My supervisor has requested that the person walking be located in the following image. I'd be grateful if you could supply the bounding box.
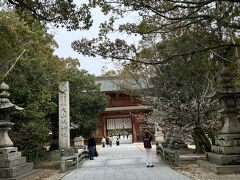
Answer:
[109,136,113,147]
[101,136,106,148]
[106,136,110,147]
[87,134,96,160]
[116,137,120,146]
[143,132,154,167]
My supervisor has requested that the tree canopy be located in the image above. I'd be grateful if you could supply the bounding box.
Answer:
[2,0,240,154]
[3,0,93,30]
[3,1,240,66]
[71,1,240,67]
[0,11,108,160]
[113,33,221,152]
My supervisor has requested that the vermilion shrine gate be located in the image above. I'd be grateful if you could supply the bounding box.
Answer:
[94,76,150,143]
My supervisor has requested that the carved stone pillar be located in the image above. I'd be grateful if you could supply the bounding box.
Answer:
[59,81,70,149]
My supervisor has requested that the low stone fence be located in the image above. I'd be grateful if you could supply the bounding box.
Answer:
[156,142,165,160]
[163,148,180,165]
[60,149,88,172]
[156,142,206,166]
[156,143,180,165]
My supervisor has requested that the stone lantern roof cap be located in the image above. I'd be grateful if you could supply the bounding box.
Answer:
[0,101,23,112]
[210,88,240,99]
[219,90,240,96]
[0,82,23,111]
[209,66,240,99]
[0,82,9,90]
[219,66,235,88]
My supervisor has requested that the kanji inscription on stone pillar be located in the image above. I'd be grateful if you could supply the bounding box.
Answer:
[59,81,70,149]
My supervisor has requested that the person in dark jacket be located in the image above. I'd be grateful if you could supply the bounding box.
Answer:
[116,137,120,146]
[88,134,96,160]
[143,132,153,167]
[106,136,110,147]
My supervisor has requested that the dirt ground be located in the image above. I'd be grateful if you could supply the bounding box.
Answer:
[172,163,240,180]
[27,169,66,180]
[31,162,240,180]
[33,164,240,180]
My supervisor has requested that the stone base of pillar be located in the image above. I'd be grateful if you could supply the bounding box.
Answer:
[211,145,240,154]
[0,147,33,179]
[207,152,240,165]
[74,145,86,150]
[207,133,240,166]
[198,159,240,174]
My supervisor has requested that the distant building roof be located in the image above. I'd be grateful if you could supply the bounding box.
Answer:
[96,76,150,92]
[105,105,150,112]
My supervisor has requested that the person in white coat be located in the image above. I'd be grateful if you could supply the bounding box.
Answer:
[143,132,154,167]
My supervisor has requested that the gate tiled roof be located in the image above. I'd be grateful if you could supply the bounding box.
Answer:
[95,76,151,92]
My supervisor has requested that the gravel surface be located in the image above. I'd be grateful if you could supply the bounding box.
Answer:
[32,162,240,180]
[29,169,66,180]
[172,163,240,180]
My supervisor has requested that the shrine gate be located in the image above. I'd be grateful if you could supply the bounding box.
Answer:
[94,76,150,143]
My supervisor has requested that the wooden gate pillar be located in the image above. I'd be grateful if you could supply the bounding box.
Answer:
[103,118,107,138]
[132,116,137,143]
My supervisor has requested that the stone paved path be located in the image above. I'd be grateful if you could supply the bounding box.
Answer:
[62,143,191,180]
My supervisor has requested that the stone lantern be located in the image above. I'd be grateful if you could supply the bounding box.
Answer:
[206,66,240,173]
[0,82,33,179]
[74,136,86,150]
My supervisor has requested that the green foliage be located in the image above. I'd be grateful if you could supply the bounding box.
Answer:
[64,59,108,137]
[10,119,50,162]
[145,34,222,152]
[115,32,222,152]
[70,1,240,70]
[4,0,239,154]
[0,11,59,160]
[4,0,93,30]
[1,11,108,159]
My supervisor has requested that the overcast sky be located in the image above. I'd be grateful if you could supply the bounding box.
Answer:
[48,7,140,76]
[48,8,115,76]
[51,28,115,76]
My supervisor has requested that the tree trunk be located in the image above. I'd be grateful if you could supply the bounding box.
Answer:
[207,128,215,145]
[192,129,204,154]
[192,127,211,153]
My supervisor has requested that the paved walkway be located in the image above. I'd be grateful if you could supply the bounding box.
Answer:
[62,143,191,180]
